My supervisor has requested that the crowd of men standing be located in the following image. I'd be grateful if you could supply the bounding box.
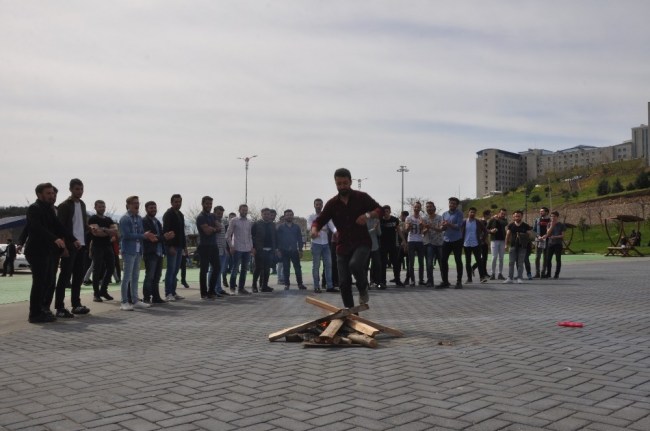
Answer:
[19,172,566,323]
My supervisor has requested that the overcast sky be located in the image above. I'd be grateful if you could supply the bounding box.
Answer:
[2,0,649,220]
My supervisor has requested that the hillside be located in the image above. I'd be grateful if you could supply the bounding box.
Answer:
[465,159,650,225]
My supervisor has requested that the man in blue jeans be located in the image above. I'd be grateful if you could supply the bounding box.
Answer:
[119,196,157,311]
[308,198,336,293]
[226,204,254,295]
[311,168,382,308]
[422,201,443,287]
[210,205,230,296]
[196,196,221,300]
[278,209,306,290]
[163,194,186,301]
[142,201,173,303]
[437,197,465,289]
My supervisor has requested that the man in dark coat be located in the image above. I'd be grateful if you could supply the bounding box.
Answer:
[24,183,69,323]
[1,238,17,277]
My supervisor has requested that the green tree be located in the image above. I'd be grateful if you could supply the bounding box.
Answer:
[560,189,571,202]
[634,171,650,189]
[611,178,624,193]
[529,194,541,204]
[596,179,610,196]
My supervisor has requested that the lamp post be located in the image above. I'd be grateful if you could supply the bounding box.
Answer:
[237,155,258,205]
[397,165,409,213]
[352,177,367,190]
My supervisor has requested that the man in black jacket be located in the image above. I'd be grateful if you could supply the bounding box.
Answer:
[54,178,90,317]
[251,208,277,293]
[24,183,68,323]
[142,201,173,303]
[88,200,118,302]
[1,238,17,277]
[163,194,186,301]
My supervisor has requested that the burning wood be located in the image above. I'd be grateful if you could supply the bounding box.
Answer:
[268,297,404,348]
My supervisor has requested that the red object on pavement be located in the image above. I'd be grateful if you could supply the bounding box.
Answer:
[557,321,584,328]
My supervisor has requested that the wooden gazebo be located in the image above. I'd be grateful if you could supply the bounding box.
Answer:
[604,215,644,257]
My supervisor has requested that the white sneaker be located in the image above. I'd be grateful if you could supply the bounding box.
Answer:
[166,294,176,301]
[174,294,184,300]
[503,278,513,284]
[516,278,523,284]
[134,301,151,309]
[120,303,134,311]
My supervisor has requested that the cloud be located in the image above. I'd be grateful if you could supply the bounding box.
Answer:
[1,1,649,217]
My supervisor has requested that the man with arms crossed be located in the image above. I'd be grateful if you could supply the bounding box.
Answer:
[163,194,186,301]
[142,201,173,304]
[405,202,426,287]
[422,201,443,287]
[25,183,69,323]
[437,197,465,289]
[196,196,221,300]
[88,200,118,302]
[487,208,508,280]
[119,196,156,310]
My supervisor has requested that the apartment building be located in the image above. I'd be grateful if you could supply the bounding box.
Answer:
[476,103,650,198]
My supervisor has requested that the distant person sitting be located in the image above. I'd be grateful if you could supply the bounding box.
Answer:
[619,236,630,256]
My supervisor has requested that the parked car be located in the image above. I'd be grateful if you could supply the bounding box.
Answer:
[0,243,31,272]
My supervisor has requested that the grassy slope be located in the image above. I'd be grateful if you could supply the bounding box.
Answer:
[464,159,650,254]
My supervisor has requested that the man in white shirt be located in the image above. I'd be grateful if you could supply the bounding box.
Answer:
[422,201,443,287]
[226,204,254,295]
[307,198,337,293]
[405,202,426,287]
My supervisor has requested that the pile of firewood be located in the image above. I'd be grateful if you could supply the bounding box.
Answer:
[268,297,404,348]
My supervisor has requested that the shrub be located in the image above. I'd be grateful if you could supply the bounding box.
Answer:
[596,179,610,196]
[611,178,624,193]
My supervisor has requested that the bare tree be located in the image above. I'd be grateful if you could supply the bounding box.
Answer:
[404,196,431,211]
[184,204,202,235]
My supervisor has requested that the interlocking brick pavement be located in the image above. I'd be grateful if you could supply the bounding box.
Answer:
[1,258,650,430]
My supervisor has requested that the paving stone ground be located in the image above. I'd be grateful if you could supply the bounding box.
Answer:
[1,257,649,430]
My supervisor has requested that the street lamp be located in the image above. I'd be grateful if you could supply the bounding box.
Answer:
[397,165,409,213]
[237,155,258,205]
[352,177,368,190]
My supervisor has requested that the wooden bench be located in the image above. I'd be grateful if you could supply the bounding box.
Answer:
[606,246,644,257]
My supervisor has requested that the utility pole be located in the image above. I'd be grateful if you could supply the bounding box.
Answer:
[237,155,258,205]
[397,165,409,213]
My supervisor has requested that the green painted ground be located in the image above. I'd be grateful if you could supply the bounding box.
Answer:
[0,253,622,305]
